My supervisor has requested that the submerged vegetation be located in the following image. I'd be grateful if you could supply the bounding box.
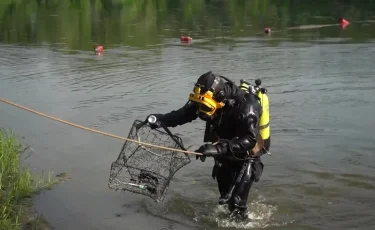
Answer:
[0,128,57,230]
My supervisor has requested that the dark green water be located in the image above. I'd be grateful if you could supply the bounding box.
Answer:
[1,1,375,229]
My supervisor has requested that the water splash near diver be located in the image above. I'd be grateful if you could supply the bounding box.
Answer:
[191,195,294,229]
[210,202,277,229]
[141,192,290,229]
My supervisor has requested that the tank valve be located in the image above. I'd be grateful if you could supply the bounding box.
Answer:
[240,79,251,92]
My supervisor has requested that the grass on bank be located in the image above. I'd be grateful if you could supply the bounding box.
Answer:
[0,128,58,230]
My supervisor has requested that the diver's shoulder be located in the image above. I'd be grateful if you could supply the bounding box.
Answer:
[238,93,261,111]
[243,93,260,103]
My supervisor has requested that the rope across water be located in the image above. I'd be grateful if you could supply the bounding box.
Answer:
[0,97,201,156]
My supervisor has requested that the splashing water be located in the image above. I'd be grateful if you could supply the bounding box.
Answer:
[143,192,295,229]
[213,202,276,229]
[193,195,292,229]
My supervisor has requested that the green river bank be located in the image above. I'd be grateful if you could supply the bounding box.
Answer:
[0,129,60,230]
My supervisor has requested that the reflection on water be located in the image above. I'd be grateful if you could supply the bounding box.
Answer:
[1,1,375,230]
[1,0,375,49]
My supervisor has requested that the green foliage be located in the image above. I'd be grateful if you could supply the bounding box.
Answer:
[0,129,57,230]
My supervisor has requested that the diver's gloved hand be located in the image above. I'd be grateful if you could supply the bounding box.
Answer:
[146,114,163,129]
[194,143,225,162]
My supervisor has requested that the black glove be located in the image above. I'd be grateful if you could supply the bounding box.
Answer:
[194,143,225,162]
[146,114,163,129]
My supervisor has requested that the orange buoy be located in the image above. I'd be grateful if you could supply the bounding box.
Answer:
[95,45,103,55]
[339,18,349,28]
[180,36,192,43]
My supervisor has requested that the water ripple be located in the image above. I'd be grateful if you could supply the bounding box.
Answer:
[2,36,375,230]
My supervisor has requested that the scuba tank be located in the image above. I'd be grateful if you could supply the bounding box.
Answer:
[239,79,270,141]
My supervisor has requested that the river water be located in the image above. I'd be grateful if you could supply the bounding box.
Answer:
[1,1,375,230]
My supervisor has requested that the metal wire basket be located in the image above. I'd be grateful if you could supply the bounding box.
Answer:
[108,119,191,203]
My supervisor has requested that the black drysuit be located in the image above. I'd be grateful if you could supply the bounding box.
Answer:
[155,83,266,217]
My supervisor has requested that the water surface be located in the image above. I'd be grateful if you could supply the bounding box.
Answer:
[1,1,375,229]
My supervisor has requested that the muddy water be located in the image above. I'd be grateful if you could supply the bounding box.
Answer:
[1,1,375,230]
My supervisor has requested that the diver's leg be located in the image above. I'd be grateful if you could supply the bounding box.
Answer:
[231,160,264,218]
[232,163,254,217]
[215,163,237,206]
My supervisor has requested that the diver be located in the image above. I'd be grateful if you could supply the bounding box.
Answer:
[145,71,271,218]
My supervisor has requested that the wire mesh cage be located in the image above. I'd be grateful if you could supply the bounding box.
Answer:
[108,119,191,203]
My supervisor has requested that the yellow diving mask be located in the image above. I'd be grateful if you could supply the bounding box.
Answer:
[188,84,225,117]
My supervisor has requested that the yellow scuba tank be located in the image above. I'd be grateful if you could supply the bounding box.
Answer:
[257,90,270,140]
[239,79,270,140]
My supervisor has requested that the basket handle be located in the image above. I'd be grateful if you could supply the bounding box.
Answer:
[134,120,148,130]
[160,122,187,151]
[141,117,187,152]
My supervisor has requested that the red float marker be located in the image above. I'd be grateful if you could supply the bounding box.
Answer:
[264,28,271,35]
[180,36,192,43]
[339,18,349,28]
[95,45,103,55]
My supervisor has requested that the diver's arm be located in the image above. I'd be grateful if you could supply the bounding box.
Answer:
[220,115,259,159]
[218,95,261,159]
[194,115,259,160]
[157,101,198,128]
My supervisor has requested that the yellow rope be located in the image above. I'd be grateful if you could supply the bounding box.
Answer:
[0,97,201,156]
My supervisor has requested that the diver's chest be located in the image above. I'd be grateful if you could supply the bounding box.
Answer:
[215,110,247,135]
